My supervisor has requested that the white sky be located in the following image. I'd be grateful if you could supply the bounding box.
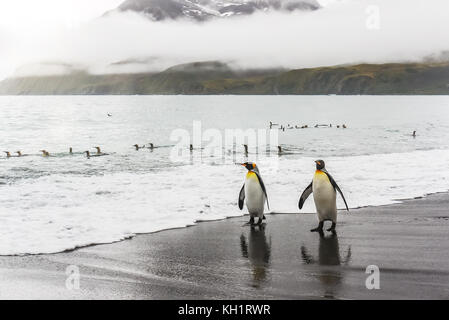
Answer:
[0,0,448,80]
[0,0,123,28]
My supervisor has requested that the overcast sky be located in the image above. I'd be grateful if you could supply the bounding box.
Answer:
[0,0,122,27]
[0,0,448,80]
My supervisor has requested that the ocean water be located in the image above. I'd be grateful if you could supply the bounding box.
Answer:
[0,95,449,255]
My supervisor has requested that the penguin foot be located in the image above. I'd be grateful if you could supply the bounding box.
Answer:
[327,222,337,233]
[257,218,263,225]
[310,221,324,233]
[248,217,255,225]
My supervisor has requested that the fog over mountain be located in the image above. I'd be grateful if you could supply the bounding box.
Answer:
[1,0,449,80]
[108,0,320,21]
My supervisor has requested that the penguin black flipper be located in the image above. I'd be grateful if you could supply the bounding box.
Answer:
[323,171,349,211]
[238,184,245,210]
[254,171,270,210]
[299,181,313,209]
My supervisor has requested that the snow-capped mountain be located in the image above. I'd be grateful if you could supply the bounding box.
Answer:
[108,0,320,21]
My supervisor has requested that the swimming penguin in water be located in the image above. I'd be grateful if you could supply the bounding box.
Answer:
[4,151,11,158]
[147,143,154,150]
[40,150,50,157]
[69,147,73,154]
[298,160,349,233]
[278,146,283,155]
[134,144,145,151]
[238,162,269,225]
[412,130,417,138]
[16,151,22,157]
[94,146,108,155]
[85,150,104,159]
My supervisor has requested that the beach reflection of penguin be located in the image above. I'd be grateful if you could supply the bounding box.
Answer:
[300,232,351,298]
[240,226,272,287]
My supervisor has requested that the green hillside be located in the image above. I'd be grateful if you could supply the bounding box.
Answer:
[1,62,448,95]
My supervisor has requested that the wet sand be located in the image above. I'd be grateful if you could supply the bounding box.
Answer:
[1,193,449,300]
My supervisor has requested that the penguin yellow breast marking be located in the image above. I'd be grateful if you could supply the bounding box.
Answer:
[246,171,259,181]
[314,170,329,181]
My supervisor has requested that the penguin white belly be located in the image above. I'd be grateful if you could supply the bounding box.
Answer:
[313,171,337,222]
[245,172,265,218]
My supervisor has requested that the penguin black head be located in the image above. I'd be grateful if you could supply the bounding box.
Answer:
[315,160,325,170]
[241,162,256,171]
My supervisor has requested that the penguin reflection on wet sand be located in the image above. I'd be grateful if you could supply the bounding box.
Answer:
[301,233,351,266]
[299,160,349,233]
[240,226,271,286]
[238,162,269,225]
[300,233,351,298]
[243,144,248,156]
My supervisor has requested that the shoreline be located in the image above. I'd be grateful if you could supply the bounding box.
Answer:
[1,191,448,257]
[1,192,449,299]
[3,190,447,258]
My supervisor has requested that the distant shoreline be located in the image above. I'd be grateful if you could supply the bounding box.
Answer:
[1,62,449,96]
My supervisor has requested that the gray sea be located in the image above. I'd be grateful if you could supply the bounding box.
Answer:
[0,95,448,255]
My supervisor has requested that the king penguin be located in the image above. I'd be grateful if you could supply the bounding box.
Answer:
[298,160,349,233]
[238,162,269,225]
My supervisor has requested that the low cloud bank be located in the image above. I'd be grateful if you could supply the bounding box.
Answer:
[1,0,449,79]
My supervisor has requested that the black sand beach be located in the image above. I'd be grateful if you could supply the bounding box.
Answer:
[1,193,449,300]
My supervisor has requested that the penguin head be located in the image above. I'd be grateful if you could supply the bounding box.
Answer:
[241,162,256,171]
[315,160,325,170]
